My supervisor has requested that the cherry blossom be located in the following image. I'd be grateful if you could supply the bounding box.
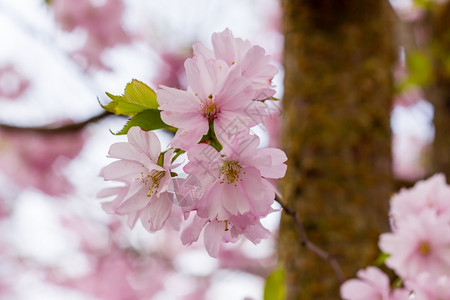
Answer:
[406,272,450,300]
[98,126,178,232]
[180,133,286,257]
[389,173,450,227]
[184,133,286,220]
[340,267,409,300]
[379,209,450,279]
[193,28,278,99]
[158,56,266,150]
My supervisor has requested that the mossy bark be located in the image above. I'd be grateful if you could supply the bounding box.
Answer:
[278,1,395,298]
[429,4,450,178]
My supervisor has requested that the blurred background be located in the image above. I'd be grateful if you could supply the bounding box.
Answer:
[0,0,437,299]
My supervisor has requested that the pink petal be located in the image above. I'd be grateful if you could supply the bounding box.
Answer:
[184,57,214,100]
[192,41,214,60]
[246,148,287,179]
[217,68,253,110]
[197,181,227,220]
[340,279,379,300]
[108,142,142,161]
[242,221,270,244]
[204,220,226,258]
[170,122,209,150]
[140,192,173,232]
[240,46,276,80]
[127,127,161,162]
[181,215,208,246]
[241,168,274,216]
[116,187,149,214]
[158,86,201,112]
[100,160,141,181]
[211,28,239,65]
[222,182,251,216]
[127,211,140,229]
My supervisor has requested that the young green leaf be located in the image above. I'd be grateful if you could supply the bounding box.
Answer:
[374,252,390,266]
[115,109,176,135]
[264,267,286,300]
[103,79,159,116]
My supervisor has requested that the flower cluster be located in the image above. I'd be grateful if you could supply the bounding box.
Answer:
[98,29,286,257]
[341,174,450,299]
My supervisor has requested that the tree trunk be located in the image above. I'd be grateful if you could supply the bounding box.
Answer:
[429,3,450,178]
[278,1,395,298]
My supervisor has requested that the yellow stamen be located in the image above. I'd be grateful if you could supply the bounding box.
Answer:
[199,94,220,121]
[220,161,242,184]
[136,170,165,197]
[419,241,430,255]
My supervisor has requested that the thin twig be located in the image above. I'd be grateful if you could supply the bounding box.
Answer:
[275,192,346,284]
[0,111,114,134]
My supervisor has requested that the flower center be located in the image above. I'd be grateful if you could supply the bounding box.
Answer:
[137,169,165,197]
[220,161,242,185]
[419,241,430,255]
[200,94,220,121]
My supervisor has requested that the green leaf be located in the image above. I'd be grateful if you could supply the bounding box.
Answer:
[373,252,390,266]
[115,109,176,135]
[264,267,285,300]
[398,51,434,91]
[103,79,158,116]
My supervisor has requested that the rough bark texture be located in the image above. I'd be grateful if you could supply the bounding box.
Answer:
[278,1,395,298]
[429,4,450,178]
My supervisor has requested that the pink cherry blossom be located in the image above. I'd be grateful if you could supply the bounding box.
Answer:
[179,133,286,257]
[390,174,450,229]
[98,126,178,232]
[406,272,450,300]
[193,28,278,100]
[158,56,266,150]
[184,133,286,220]
[379,209,450,279]
[180,212,271,258]
[340,267,409,300]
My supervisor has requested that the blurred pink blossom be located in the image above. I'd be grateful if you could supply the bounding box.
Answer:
[390,173,450,227]
[379,209,450,279]
[392,134,430,182]
[0,129,85,195]
[0,64,30,100]
[393,86,424,108]
[340,266,409,300]
[406,272,450,300]
[50,251,166,300]
[154,49,191,89]
[52,0,131,69]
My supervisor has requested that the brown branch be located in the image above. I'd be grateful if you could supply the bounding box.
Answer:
[275,192,346,284]
[0,111,115,134]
